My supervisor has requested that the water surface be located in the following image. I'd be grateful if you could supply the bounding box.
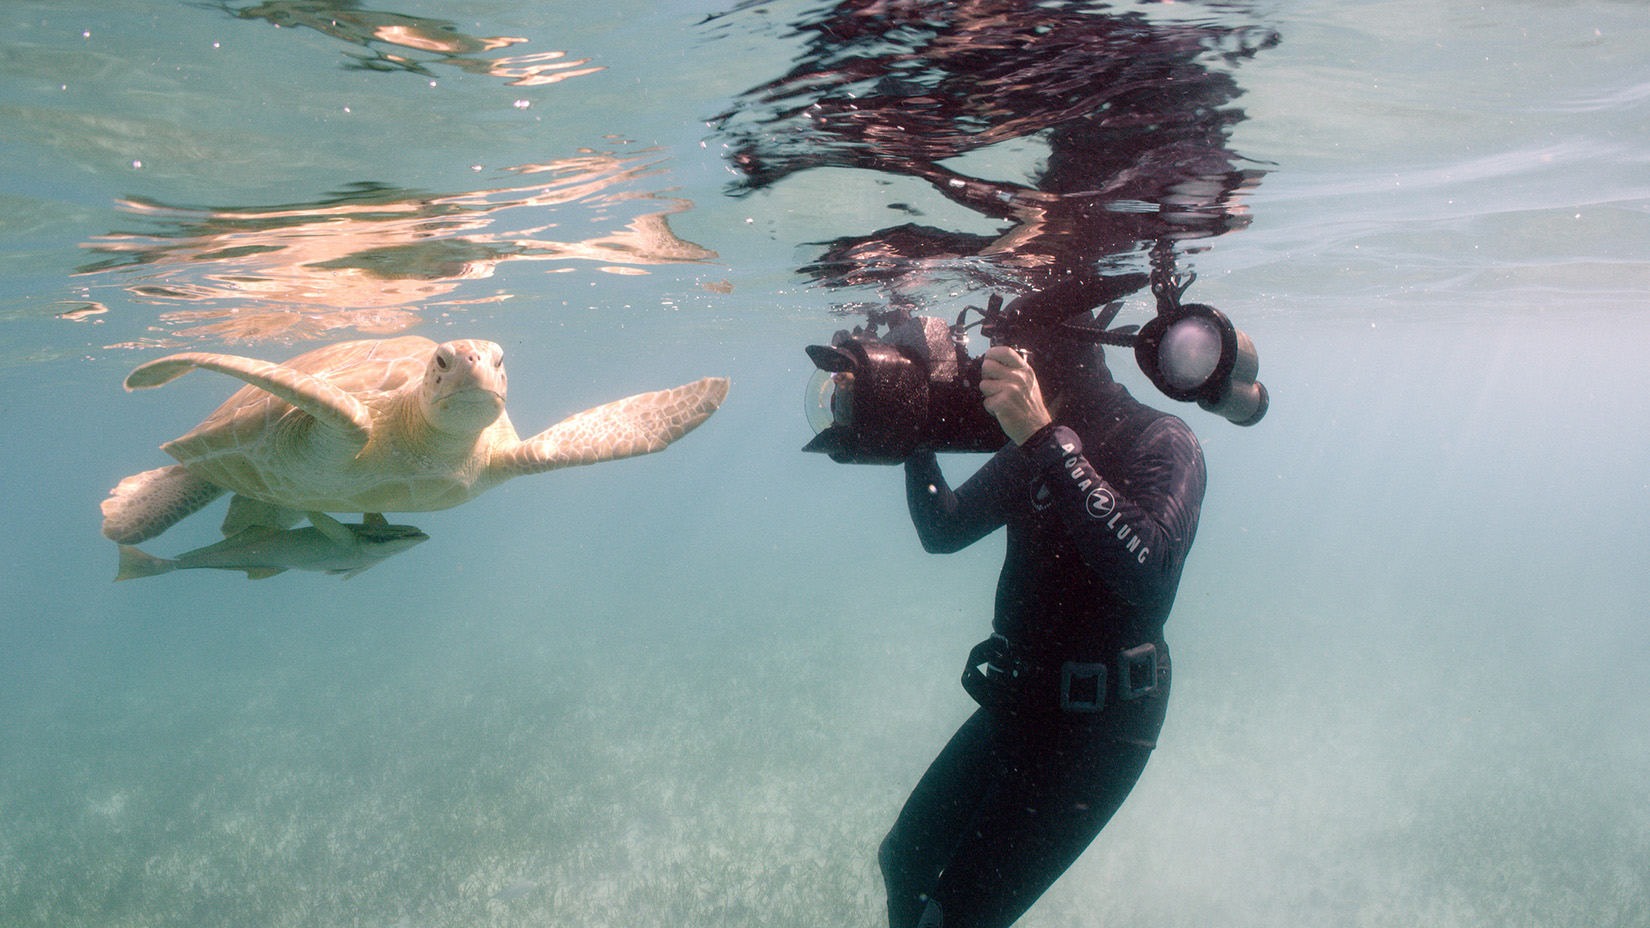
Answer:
[2,1,1647,926]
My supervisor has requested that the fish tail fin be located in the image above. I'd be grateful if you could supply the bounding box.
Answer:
[115,545,176,581]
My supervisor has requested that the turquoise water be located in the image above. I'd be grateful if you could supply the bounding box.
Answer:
[3,1,1648,926]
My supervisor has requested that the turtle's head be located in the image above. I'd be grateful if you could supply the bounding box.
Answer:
[421,339,507,435]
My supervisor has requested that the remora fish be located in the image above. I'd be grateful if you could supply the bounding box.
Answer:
[115,512,427,581]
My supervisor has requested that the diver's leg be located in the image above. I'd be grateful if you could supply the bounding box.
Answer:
[925,730,1154,928]
[880,708,1004,928]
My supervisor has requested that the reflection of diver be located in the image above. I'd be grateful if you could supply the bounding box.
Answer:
[715,0,1275,302]
[714,2,1273,926]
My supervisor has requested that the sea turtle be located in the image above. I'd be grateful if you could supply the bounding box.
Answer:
[101,336,729,544]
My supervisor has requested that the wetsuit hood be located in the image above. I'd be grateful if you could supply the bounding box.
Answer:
[995,269,1142,403]
[1018,310,1114,406]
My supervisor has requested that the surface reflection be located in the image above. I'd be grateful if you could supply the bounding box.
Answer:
[78,147,716,345]
[209,0,605,85]
[712,0,1276,308]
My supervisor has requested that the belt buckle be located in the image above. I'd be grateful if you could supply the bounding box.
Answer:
[1059,661,1108,713]
[1116,643,1158,701]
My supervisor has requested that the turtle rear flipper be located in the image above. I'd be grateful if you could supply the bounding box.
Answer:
[101,464,226,544]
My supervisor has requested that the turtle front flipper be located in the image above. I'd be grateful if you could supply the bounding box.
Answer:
[497,377,729,477]
[101,464,227,544]
[125,352,373,447]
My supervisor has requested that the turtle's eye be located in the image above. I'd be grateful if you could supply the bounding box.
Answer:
[494,351,504,368]
[435,354,451,372]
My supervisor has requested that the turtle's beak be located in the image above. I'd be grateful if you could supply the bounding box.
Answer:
[434,387,505,428]
[439,385,501,403]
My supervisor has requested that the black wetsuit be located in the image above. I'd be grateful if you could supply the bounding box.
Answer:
[880,378,1206,928]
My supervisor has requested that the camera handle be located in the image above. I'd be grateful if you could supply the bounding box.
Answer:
[1048,247,1197,348]
[961,270,1151,348]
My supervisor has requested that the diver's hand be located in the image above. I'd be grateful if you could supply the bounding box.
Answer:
[979,345,1052,445]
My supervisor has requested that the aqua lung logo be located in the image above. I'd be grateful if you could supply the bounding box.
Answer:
[1061,444,1151,565]
[1084,487,1115,520]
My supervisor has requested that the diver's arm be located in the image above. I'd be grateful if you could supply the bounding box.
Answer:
[905,161,1055,222]
[1019,419,1205,607]
[905,451,1012,554]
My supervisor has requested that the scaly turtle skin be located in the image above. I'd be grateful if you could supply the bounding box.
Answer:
[101,336,728,544]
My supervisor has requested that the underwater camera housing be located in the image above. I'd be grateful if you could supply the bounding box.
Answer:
[803,312,1004,464]
[802,267,1267,465]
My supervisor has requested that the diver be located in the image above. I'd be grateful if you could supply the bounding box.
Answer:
[877,293,1206,928]
[712,2,1266,922]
